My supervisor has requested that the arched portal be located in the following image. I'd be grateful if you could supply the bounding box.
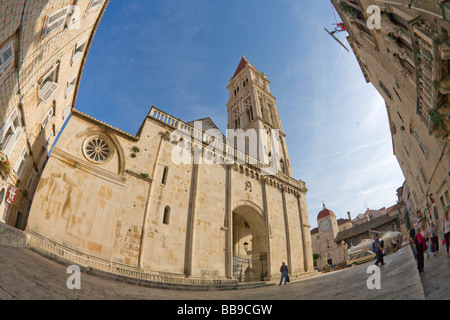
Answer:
[232,204,269,282]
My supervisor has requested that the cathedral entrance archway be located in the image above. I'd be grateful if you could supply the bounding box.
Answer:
[232,203,269,282]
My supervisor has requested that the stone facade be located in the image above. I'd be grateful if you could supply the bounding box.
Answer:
[25,57,315,284]
[0,0,108,229]
[331,0,450,230]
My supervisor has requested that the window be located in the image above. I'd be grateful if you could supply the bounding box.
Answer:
[65,74,77,97]
[63,101,71,120]
[163,206,170,225]
[403,144,409,157]
[393,87,402,102]
[41,107,54,129]
[0,39,14,78]
[379,81,392,100]
[83,135,113,163]
[44,127,55,149]
[414,130,428,158]
[0,108,22,157]
[39,64,59,102]
[42,5,70,38]
[416,176,424,194]
[162,166,168,185]
[14,147,30,179]
[87,0,103,11]
[419,167,427,186]
[0,188,5,205]
[71,36,88,65]
[26,169,37,191]
[359,57,371,77]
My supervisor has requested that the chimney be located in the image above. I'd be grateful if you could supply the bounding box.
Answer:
[347,211,351,221]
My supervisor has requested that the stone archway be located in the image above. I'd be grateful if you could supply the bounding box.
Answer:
[232,203,269,282]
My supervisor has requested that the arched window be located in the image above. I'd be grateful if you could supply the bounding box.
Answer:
[163,206,170,225]
[162,166,168,185]
[0,188,5,205]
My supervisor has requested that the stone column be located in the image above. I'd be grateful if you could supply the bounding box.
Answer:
[184,145,200,277]
[260,176,271,280]
[281,186,292,272]
[224,163,233,279]
[297,192,313,272]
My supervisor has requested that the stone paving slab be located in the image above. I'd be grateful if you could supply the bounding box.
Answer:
[0,244,443,300]
[418,248,450,300]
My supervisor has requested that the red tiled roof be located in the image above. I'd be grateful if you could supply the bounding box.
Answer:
[318,208,336,220]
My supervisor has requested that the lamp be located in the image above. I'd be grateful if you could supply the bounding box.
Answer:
[243,241,251,255]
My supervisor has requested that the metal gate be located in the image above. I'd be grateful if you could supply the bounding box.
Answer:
[232,252,268,282]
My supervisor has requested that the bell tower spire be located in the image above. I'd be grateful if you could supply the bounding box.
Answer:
[226,56,293,177]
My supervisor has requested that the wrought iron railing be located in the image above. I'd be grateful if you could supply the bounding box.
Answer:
[233,252,268,282]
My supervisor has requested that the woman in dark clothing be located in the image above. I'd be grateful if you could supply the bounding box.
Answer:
[414,227,426,273]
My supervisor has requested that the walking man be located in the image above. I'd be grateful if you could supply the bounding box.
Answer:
[278,262,289,285]
[374,234,385,266]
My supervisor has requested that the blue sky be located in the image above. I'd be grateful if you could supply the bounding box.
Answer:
[76,0,405,229]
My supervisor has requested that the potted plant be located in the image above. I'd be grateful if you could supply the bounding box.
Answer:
[0,157,10,174]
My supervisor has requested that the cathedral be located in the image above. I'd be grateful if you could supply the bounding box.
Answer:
[25,56,314,285]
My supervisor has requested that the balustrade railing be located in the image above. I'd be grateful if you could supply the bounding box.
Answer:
[148,107,306,191]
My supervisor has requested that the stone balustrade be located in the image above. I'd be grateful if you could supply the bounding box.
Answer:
[148,106,307,193]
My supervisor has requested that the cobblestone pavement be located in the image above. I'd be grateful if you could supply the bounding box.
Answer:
[418,245,450,300]
[2,243,448,301]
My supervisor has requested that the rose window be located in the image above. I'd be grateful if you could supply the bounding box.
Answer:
[83,136,113,163]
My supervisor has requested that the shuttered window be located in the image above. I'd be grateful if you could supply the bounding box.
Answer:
[0,108,22,157]
[39,64,59,102]
[14,147,29,179]
[0,39,14,78]
[63,101,71,120]
[41,107,54,129]
[65,74,77,98]
[87,0,103,11]
[71,36,88,65]
[43,5,70,38]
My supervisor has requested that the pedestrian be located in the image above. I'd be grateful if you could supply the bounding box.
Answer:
[373,234,385,266]
[444,210,450,256]
[421,222,431,258]
[430,222,439,256]
[409,224,417,260]
[278,262,289,285]
[414,227,426,272]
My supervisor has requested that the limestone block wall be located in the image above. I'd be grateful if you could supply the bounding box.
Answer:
[332,0,450,225]
[0,0,109,228]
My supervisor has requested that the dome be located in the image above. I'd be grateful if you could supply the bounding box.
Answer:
[318,203,336,220]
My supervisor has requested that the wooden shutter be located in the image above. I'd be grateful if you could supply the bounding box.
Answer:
[43,5,70,38]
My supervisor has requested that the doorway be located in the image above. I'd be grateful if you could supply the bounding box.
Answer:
[232,204,269,282]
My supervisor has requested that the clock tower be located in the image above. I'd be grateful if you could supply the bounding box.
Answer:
[226,56,293,177]
[317,203,338,237]
[312,203,347,270]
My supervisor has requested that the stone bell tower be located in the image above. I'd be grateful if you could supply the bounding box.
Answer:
[226,56,293,177]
